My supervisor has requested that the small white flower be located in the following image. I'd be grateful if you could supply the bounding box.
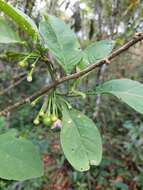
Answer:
[51,119,62,129]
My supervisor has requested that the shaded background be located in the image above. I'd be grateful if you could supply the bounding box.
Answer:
[0,0,143,189]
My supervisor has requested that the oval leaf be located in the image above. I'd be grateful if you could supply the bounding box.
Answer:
[0,130,44,180]
[60,108,102,171]
[96,79,143,114]
[39,15,82,74]
[0,18,21,44]
[0,0,39,39]
[83,40,115,65]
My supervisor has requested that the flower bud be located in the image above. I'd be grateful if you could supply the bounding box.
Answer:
[50,114,58,122]
[43,116,51,127]
[33,118,40,125]
[27,75,32,82]
[39,110,44,117]
[18,60,28,68]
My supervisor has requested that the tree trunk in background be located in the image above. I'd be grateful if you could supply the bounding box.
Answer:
[25,0,36,16]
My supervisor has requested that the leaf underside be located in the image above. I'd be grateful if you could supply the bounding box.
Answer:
[0,130,43,180]
[0,17,21,44]
[97,79,143,114]
[83,40,115,65]
[39,15,82,74]
[61,108,102,172]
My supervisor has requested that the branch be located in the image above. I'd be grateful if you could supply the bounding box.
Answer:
[0,76,26,96]
[0,33,143,116]
[0,67,47,97]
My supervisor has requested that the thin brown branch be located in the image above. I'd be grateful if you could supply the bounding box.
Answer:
[0,33,143,116]
[0,66,48,97]
[0,76,26,96]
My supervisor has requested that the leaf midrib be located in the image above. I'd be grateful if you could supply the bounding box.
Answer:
[71,113,92,167]
[48,18,65,64]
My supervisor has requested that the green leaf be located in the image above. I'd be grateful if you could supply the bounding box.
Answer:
[0,0,39,40]
[96,79,143,114]
[0,18,22,44]
[114,182,129,190]
[60,108,102,171]
[0,130,43,180]
[83,40,115,66]
[39,15,82,74]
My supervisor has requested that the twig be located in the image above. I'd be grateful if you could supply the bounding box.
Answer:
[0,76,26,96]
[0,33,143,116]
[0,66,48,97]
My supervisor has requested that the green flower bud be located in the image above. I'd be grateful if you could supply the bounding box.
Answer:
[50,114,58,122]
[39,110,44,117]
[27,75,32,82]
[33,118,40,125]
[18,60,28,68]
[43,116,51,127]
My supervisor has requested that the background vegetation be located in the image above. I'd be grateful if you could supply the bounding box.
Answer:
[0,0,143,189]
